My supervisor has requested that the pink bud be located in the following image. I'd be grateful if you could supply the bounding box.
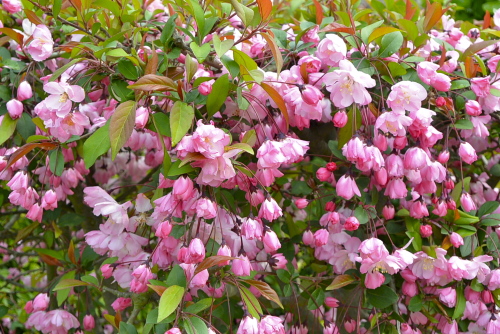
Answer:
[382,204,395,220]
[155,221,173,238]
[173,176,195,201]
[41,190,57,210]
[301,85,323,105]
[465,100,482,116]
[373,132,387,152]
[24,301,33,314]
[333,111,348,128]
[464,286,480,303]
[177,246,188,263]
[344,216,360,231]
[482,290,494,304]
[316,167,332,182]
[313,229,329,247]
[270,253,287,269]
[402,282,418,297]
[263,230,281,254]
[32,293,49,312]
[6,99,23,119]
[393,136,407,149]
[325,201,336,212]
[446,197,457,210]
[232,254,251,276]
[435,96,446,107]
[444,178,454,190]
[17,81,33,101]
[198,80,214,96]
[374,167,387,186]
[83,315,95,331]
[217,244,232,266]
[420,225,432,238]
[437,150,450,164]
[326,162,337,172]
[459,142,478,164]
[165,328,182,334]
[135,106,149,129]
[101,264,113,278]
[303,230,314,246]
[400,324,415,334]
[450,232,464,248]
[344,319,356,333]
[26,203,43,222]
[325,297,339,308]
[460,192,476,212]
[187,238,205,264]
[295,198,309,209]
[438,287,457,307]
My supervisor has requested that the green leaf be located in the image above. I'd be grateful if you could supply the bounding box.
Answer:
[117,58,139,80]
[481,214,500,227]
[0,114,18,146]
[307,288,325,310]
[170,101,194,146]
[397,19,418,41]
[478,202,500,217]
[326,274,355,290]
[166,265,187,288]
[230,0,254,27]
[354,207,369,224]
[56,271,76,306]
[239,285,262,320]
[49,58,83,82]
[366,285,398,309]
[360,20,384,44]
[227,143,254,155]
[183,317,208,334]
[160,14,178,44]
[377,31,403,58]
[150,113,171,137]
[276,269,291,283]
[206,74,229,118]
[157,285,185,322]
[93,0,121,18]
[53,278,91,291]
[106,49,130,58]
[338,108,361,149]
[0,306,8,318]
[16,112,36,140]
[109,100,136,160]
[327,140,345,160]
[83,122,111,169]
[119,322,139,334]
[53,0,62,17]
[167,159,195,176]
[213,34,234,58]
[184,298,213,314]
[110,79,134,102]
[388,62,407,77]
[408,295,422,312]
[450,79,470,90]
[454,119,473,130]
[49,149,64,176]
[452,286,466,320]
[190,42,211,63]
[490,88,500,97]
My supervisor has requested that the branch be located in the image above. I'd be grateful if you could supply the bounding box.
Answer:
[0,274,43,292]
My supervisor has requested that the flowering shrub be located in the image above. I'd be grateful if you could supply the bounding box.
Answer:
[1,0,500,333]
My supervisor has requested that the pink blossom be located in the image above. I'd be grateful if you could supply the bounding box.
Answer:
[375,111,412,136]
[332,110,348,127]
[382,204,395,220]
[165,328,182,334]
[324,60,376,108]
[237,315,259,334]
[416,61,451,91]
[325,297,339,308]
[196,198,217,219]
[295,198,309,209]
[316,167,332,182]
[40,310,80,334]
[192,150,239,187]
[257,140,286,169]
[26,25,54,61]
[459,141,478,164]
[41,190,58,210]
[344,217,360,231]
[259,315,285,334]
[466,100,482,116]
[84,186,132,228]
[258,198,283,221]
[192,120,230,158]
[271,253,287,269]
[111,297,132,311]
[43,82,85,117]
[263,230,281,253]
[232,254,252,276]
[460,192,477,212]
[83,315,95,331]
[17,81,33,101]
[298,55,322,73]
[488,55,500,72]
[387,81,427,113]
[32,293,49,312]
[2,0,22,13]
[315,34,347,67]
[6,99,23,119]
[449,232,464,248]
[471,77,491,97]
[335,175,361,200]
[187,238,205,263]
[26,203,43,222]
[101,264,113,278]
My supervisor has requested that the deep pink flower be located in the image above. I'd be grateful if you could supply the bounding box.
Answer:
[382,204,395,220]
[344,217,360,231]
[324,59,376,108]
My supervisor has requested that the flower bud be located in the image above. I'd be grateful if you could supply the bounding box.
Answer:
[313,229,329,247]
[420,225,432,238]
[303,229,314,246]
[32,293,49,312]
[187,238,205,264]
[465,100,482,116]
[101,264,114,279]
[83,315,95,331]
[232,254,251,276]
[459,142,478,165]
[325,297,339,308]
[263,230,281,254]
[460,192,476,212]
[333,111,348,128]
[450,232,464,248]
[295,198,309,209]
[325,201,336,212]
[437,150,450,164]
[482,290,494,304]
[316,167,332,182]
[17,81,33,101]
[382,204,395,220]
[155,220,173,238]
[326,162,337,172]
[344,216,360,231]
[6,99,23,119]
[216,244,232,266]
[393,136,407,150]
[435,96,446,107]
[446,197,457,210]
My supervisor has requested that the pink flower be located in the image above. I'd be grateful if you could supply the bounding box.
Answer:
[404,147,429,170]
[196,198,217,219]
[416,61,451,91]
[316,167,332,182]
[43,81,85,117]
[258,198,283,221]
[420,225,432,238]
[217,244,232,265]
[332,110,348,127]
[325,297,339,308]
[155,220,173,238]
[259,315,285,334]
[101,264,114,278]
[465,100,482,116]
[192,150,238,187]
[32,293,49,312]
[237,315,259,334]
[295,198,309,209]
[344,217,360,231]
[17,81,33,101]
[438,287,457,307]
[488,55,500,72]
[471,77,491,97]
[375,111,412,136]
[387,81,427,113]
[257,140,286,169]
[3,0,22,13]
[315,34,347,67]
[26,203,43,222]
[270,253,287,269]
[409,200,429,219]
[41,190,58,210]
[83,315,95,331]
[459,142,478,164]
[187,238,205,263]
[449,232,464,248]
[191,120,230,158]
[460,192,477,212]
[263,230,281,254]
[232,254,252,276]
[324,59,376,108]
[26,25,54,61]
[111,297,132,311]
[83,186,132,228]
[165,328,182,334]
[41,310,80,334]
[335,175,361,200]
[7,99,23,119]
[382,204,395,220]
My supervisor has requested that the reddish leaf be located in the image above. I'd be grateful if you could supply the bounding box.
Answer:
[319,23,355,35]
[25,9,44,25]
[68,240,77,265]
[194,256,235,275]
[260,82,289,129]
[53,279,91,291]
[148,284,167,296]
[0,28,24,45]
[423,1,448,32]
[261,31,283,75]
[483,11,491,29]
[144,46,159,75]
[300,63,309,84]
[39,253,63,267]
[404,0,416,20]
[326,274,356,290]
[256,0,272,21]
[128,74,176,91]
[312,0,324,25]
[5,142,59,171]
[244,279,284,308]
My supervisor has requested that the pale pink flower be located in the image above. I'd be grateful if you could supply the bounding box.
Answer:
[6,99,23,119]
[259,315,285,334]
[232,254,252,276]
[40,309,80,334]
[192,120,230,158]
[25,25,54,61]
[315,34,347,67]
[416,61,451,91]
[471,77,491,97]
[258,198,283,221]
[192,150,239,187]
[83,315,95,331]
[84,186,132,227]
[263,230,281,253]
[111,297,132,311]
[387,81,427,113]
[41,190,58,210]
[324,59,376,108]
[459,141,478,164]
[43,82,85,117]
[335,175,361,200]
[237,315,259,334]
[460,192,477,212]
[257,140,286,169]
[3,0,22,13]
[375,111,412,136]
[17,81,33,101]
[32,293,49,312]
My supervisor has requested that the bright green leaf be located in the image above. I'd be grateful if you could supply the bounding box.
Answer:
[109,100,136,160]
[170,101,194,146]
[157,285,185,322]
[83,122,111,169]
[207,74,229,118]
